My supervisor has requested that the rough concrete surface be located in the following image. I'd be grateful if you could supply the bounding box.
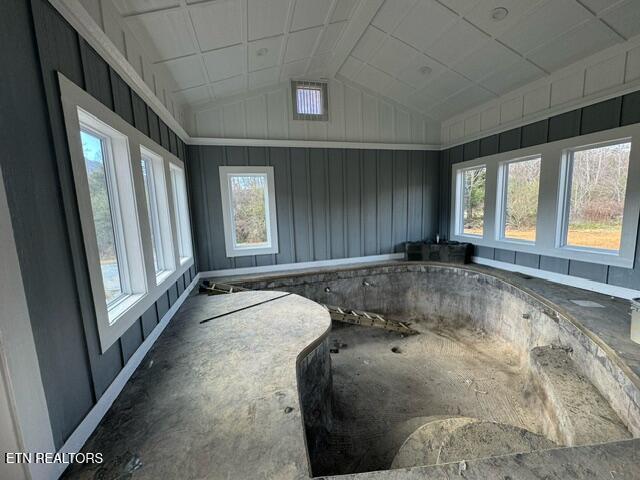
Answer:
[312,322,548,475]
[391,417,556,469]
[64,262,640,480]
[64,291,331,480]
[530,345,631,446]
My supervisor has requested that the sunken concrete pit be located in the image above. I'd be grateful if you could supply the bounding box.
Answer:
[66,262,640,479]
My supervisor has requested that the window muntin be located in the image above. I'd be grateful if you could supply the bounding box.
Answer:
[562,141,631,252]
[500,156,541,242]
[81,129,126,305]
[291,80,328,121]
[170,165,192,262]
[460,166,486,236]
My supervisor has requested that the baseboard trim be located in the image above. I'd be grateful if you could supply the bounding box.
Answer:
[50,273,200,479]
[200,253,406,278]
[472,256,640,300]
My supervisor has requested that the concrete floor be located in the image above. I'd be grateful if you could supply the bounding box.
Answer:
[64,261,639,479]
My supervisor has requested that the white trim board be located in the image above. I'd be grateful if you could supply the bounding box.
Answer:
[189,137,439,151]
[473,256,640,300]
[49,273,200,480]
[48,0,188,142]
[200,253,406,278]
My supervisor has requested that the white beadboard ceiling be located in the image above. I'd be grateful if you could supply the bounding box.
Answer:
[111,0,640,121]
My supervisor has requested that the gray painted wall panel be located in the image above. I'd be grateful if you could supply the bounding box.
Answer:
[328,149,346,259]
[187,146,441,271]
[2,0,196,448]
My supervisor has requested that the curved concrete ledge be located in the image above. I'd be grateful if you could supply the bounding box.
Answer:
[70,262,639,479]
[67,291,332,480]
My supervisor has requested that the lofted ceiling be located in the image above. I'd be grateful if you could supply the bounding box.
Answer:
[113,0,640,121]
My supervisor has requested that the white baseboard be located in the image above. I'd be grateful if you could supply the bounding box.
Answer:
[200,253,406,278]
[50,273,200,479]
[472,256,640,300]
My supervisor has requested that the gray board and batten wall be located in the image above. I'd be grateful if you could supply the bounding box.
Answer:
[1,0,195,449]
[439,93,640,290]
[186,146,441,272]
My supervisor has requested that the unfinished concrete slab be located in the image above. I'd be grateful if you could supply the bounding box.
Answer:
[65,262,639,479]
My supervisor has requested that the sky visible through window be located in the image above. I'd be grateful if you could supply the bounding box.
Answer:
[230,175,268,246]
[81,130,124,304]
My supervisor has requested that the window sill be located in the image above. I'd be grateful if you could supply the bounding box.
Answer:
[108,293,145,326]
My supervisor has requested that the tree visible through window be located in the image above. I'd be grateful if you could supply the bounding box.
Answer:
[503,157,541,242]
[230,175,268,246]
[462,166,486,236]
[81,130,124,304]
[565,142,630,251]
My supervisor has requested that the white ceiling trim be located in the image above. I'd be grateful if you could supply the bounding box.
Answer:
[327,0,384,77]
[190,136,439,150]
[48,0,189,141]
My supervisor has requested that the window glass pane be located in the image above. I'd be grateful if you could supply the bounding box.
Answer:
[566,142,631,251]
[171,167,191,259]
[462,167,486,236]
[81,130,123,304]
[296,87,322,115]
[503,157,541,241]
[229,175,269,246]
[141,157,162,273]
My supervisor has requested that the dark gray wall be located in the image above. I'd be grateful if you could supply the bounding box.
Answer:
[440,94,640,290]
[187,146,440,271]
[0,0,195,449]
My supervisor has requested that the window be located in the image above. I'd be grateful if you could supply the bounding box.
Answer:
[81,129,126,305]
[561,141,631,252]
[498,156,541,242]
[76,108,147,322]
[449,123,640,269]
[291,80,328,121]
[219,166,279,257]
[170,165,192,262]
[60,73,194,353]
[457,166,486,237]
[141,148,175,280]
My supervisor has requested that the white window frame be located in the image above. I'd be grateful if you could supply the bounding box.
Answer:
[170,164,193,264]
[495,154,542,245]
[450,123,640,269]
[453,164,487,238]
[219,166,279,257]
[141,146,175,283]
[59,73,193,353]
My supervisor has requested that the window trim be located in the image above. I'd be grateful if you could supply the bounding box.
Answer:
[141,146,176,282]
[59,73,193,353]
[169,164,193,264]
[450,124,640,269]
[453,164,487,238]
[219,166,279,257]
[291,80,329,121]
